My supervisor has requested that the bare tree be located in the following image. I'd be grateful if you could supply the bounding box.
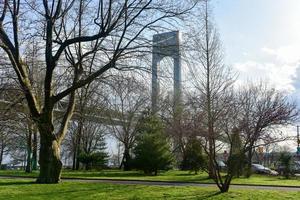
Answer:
[237,83,299,177]
[0,0,195,183]
[187,0,237,192]
[61,71,107,170]
[0,81,31,170]
[0,122,12,168]
[105,72,149,170]
[159,94,203,167]
[63,81,108,170]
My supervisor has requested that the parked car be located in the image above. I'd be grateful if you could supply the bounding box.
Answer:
[217,160,226,168]
[252,164,278,175]
[215,160,226,171]
[268,169,279,176]
[276,161,300,175]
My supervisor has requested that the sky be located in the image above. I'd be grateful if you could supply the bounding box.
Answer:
[213,0,300,150]
[214,0,300,92]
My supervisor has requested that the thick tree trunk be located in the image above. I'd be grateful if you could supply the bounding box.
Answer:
[220,184,230,193]
[220,175,233,193]
[36,132,62,183]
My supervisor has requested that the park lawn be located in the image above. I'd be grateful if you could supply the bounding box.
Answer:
[231,175,300,186]
[1,170,300,186]
[0,179,300,200]
[0,170,212,182]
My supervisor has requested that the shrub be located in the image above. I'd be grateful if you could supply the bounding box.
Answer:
[227,129,245,178]
[78,152,108,170]
[279,152,292,179]
[180,137,207,174]
[133,114,173,175]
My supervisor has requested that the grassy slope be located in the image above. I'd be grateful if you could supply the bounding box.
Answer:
[1,170,300,186]
[0,179,300,200]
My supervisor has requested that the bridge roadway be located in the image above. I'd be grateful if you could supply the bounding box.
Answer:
[0,99,124,126]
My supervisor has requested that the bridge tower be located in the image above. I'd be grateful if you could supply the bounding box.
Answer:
[151,31,182,113]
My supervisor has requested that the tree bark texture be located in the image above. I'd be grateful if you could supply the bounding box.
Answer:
[36,125,62,183]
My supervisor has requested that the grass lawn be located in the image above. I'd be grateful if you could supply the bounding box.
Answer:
[1,169,300,186]
[0,178,300,200]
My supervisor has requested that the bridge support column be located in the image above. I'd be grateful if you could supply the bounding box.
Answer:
[151,31,182,113]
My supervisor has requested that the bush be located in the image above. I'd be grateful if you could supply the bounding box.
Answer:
[279,152,292,178]
[133,114,173,175]
[180,137,206,174]
[227,129,245,178]
[78,152,108,170]
[0,164,8,170]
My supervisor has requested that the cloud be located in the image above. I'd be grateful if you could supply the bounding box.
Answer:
[234,61,297,92]
[262,45,300,64]
[233,45,300,93]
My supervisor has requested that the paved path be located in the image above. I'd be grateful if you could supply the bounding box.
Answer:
[1,175,300,191]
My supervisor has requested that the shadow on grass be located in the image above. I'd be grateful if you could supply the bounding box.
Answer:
[69,172,145,178]
[0,181,36,186]
[200,191,222,199]
[174,173,200,176]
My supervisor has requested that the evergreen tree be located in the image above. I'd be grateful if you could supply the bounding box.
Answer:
[181,137,207,174]
[227,128,244,178]
[279,152,292,179]
[77,126,108,170]
[78,151,108,170]
[133,113,173,175]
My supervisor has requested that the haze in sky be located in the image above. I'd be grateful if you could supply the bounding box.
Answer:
[214,0,300,94]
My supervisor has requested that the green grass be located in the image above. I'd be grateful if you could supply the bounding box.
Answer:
[0,178,300,200]
[231,175,300,186]
[62,170,213,182]
[1,169,300,186]
[0,169,211,181]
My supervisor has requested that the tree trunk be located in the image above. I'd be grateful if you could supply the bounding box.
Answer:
[72,148,76,170]
[123,147,131,171]
[36,131,62,183]
[207,132,215,179]
[25,125,32,173]
[208,153,215,178]
[32,129,38,171]
[219,175,233,193]
[220,184,230,193]
[0,144,3,169]
[119,154,125,169]
[75,119,83,170]
[85,162,91,170]
[245,149,253,178]
[72,129,77,170]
